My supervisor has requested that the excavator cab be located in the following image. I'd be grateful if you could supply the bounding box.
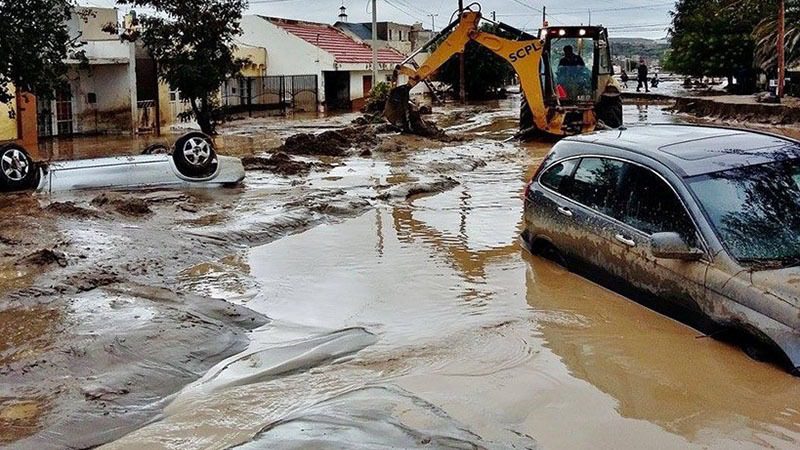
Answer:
[525,25,622,133]
[385,8,622,138]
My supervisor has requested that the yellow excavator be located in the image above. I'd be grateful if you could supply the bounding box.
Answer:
[385,7,623,138]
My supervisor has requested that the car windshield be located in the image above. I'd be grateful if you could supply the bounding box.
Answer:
[688,158,800,267]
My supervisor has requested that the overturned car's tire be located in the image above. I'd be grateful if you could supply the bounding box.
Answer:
[0,143,38,192]
[172,132,218,178]
[596,95,623,129]
[142,143,171,155]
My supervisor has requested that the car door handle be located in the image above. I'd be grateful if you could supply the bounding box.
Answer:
[615,234,636,247]
[557,206,573,217]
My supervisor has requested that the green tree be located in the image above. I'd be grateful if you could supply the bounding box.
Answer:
[750,1,800,72]
[435,23,517,100]
[0,0,82,103]
[666,0,771,82]
[117,0,248,134]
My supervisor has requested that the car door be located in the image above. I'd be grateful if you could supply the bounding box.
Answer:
[556,157,634,284]
[612,163,710,316]
[528,157,582,255]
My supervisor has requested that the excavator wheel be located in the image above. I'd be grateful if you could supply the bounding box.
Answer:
[519,94,535,131]
[596,95,623,129]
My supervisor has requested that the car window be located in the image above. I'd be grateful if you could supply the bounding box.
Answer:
[618,164,697,244]
[568,157,624,217]
[539,159,578,192]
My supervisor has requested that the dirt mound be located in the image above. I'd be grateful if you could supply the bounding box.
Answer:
[16,249,68,268]
[91,193,152,217]
[674,97,800,125]
[377,178,460,200]
[241,153,331,176]
[45,201,98,219]
[280,126,379,157]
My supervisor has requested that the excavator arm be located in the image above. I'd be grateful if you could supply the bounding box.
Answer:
[386,11,576,136]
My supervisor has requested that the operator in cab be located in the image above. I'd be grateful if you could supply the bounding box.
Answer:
[559,45,585,67]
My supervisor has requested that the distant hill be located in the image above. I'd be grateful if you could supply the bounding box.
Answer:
[610,37,670,64]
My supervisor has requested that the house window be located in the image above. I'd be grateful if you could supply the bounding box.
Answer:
[389,29,393,40]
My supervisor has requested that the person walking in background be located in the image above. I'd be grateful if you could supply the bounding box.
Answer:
[637,58,649,93]
[620,69,630,88]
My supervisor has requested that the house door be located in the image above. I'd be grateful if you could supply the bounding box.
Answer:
[55,88,74,136]
[323,71,351,111]
[363,75,373,96]
[37,97,54,138]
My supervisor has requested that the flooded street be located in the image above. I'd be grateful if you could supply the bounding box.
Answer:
[3,100,800,449]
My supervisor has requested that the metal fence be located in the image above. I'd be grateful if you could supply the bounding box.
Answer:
[221,75,318,115]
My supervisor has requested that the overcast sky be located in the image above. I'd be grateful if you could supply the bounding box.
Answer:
[89,0,675,39]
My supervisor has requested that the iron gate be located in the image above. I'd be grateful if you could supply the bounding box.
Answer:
[221,75,318,115]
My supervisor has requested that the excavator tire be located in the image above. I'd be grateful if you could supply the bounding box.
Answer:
[596,95,623,129]
[520,94,535,131]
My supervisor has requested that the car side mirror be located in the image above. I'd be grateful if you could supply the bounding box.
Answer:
[650,232,703,261]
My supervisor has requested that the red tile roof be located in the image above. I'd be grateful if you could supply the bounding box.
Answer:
[264,17,406,65]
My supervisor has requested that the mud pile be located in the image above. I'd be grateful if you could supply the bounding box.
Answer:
[279,126,379,157]
[241,153,332,176]
[44,201,99,219]
[91,193,152,217]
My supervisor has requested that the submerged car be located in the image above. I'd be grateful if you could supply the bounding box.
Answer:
[0,132,245,194]
[522,124,800,374]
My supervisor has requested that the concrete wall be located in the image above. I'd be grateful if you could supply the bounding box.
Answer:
[0,84,18,142]
[0,90,37,151]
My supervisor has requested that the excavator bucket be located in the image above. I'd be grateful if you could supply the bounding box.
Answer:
[384,85,413,132]
[383,85,441,137]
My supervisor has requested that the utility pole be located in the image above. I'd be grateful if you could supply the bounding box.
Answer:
[458,0,466,104]
[542,6,546,27]
[428,13,438,31]
[372,0,378,86]
[491,11,496,21]
[778,0,786,98]
[588,9,591,26]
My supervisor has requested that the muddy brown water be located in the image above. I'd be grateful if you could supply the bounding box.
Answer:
[104,118,799,449]
[3,102,799,448]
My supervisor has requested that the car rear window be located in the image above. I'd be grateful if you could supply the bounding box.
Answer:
[569,157,624,217]
[539,159,578,193]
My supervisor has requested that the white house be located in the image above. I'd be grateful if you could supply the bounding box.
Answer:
[240,15,407,111]
[38,4,138,138]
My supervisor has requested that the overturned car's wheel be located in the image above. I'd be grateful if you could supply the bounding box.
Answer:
[142,143,171,155]
[172,132,218,178]
[0,144,38,192]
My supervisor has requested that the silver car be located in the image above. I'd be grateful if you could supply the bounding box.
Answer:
[522,124,800,374]
[1,132,245,193]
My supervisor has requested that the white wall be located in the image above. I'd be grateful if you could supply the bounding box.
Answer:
[240,16,336,103]
[348,70,395,100]
[69,64,134,134]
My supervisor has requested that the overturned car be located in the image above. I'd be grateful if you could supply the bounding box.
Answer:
[1,132,245,194]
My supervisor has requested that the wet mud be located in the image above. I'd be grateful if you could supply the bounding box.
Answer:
[3,99,800,448]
